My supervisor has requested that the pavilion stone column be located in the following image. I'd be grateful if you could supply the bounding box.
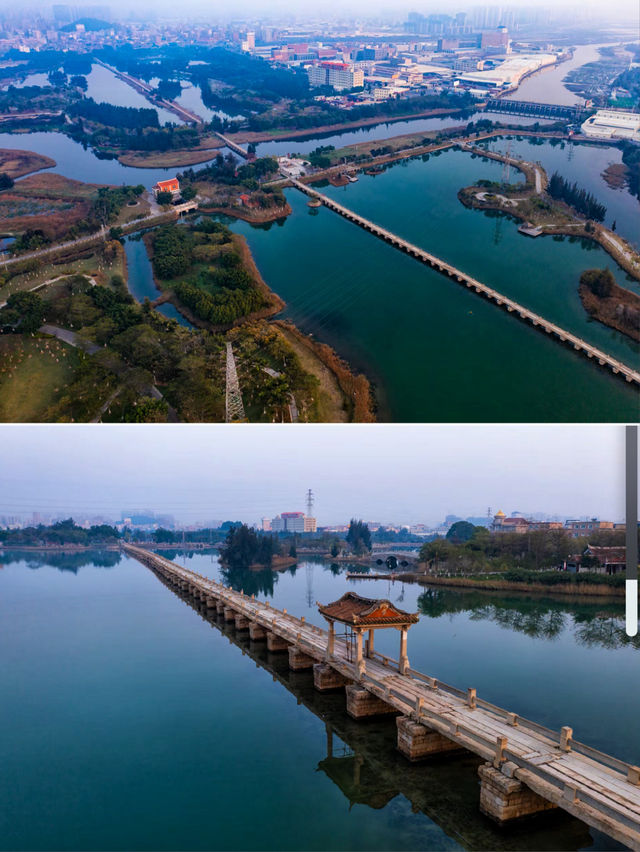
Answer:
[366,628,374,658]
[325,620,335,661]
[355,628,365,680]
[399,627,409,675]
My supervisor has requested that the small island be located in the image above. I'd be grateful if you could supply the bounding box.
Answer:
[579,268,640,342]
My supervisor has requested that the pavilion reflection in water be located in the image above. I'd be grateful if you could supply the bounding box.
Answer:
[163,573,602,852]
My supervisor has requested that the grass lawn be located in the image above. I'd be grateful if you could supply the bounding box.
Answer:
[0,335,79,422]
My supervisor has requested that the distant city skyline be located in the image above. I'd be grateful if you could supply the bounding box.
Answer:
[0,424,627,526]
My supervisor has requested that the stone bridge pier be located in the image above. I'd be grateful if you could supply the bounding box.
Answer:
[479,763,557,823]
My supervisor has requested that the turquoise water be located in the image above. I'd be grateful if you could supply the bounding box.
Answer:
[315,149,638,368]
[485,137,640,248]
[1,127,638,421]
[0,549,632,851]
[225,164,639,421]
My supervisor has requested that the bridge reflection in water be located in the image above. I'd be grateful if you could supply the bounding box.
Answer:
[159,569,614,852]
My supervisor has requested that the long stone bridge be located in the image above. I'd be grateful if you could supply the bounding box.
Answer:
[167,574,597,850]
[125,544,640,850]
[287,178,640,387]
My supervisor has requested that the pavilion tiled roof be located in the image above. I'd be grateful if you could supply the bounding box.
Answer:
[587,545,626,564]
[318,592,419,626]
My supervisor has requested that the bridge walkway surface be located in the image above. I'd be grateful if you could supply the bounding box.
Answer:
[125,545,640,850]
[287,178,640,388]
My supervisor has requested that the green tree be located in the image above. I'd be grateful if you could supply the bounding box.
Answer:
[156,191,173,205]
[580,268,615,298]
[0,291,45,333]
[346,519,371,555]
[446,521,477,543]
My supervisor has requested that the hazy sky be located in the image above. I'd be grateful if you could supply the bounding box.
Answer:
[9,0,639,22]
[0,424,629,525]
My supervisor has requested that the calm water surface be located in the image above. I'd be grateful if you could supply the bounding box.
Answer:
[503,44,607,106]
[226,152,639,422]
[256,111,555,158]
[85,63,182,127]
[486,136,640,248]
[1,549,633,851]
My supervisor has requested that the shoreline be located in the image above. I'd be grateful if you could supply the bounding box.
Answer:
[229,106,467,146]
[273,320,376,422]
[399,571,625,598]
[579,278,640,342]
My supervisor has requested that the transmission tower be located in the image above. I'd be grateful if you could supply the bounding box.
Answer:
[306,488,314,518]
[225,341,246,423]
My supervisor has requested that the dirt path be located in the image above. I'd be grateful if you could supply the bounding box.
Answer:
[275,322,349,423]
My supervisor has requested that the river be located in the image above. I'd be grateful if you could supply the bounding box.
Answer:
[255,111,556,159]
[0,548,633,851]
[485,135,640,250]
[504,44,609,107]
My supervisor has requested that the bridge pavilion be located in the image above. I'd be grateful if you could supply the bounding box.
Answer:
[318,592,419,679]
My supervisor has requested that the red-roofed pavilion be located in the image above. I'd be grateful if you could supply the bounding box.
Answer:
[318,592,419,678]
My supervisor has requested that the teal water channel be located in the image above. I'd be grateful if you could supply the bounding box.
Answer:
[1,549,634,851]
[226,147,639,422]
[123,234,194,327]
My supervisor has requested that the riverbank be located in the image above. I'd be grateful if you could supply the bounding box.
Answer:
[118,142,225,169]
[0,147,55,178]
[197,200,292,225]
[230,106,468,146]
[455,144,640,285]
[405,572,625,597]
[0,543,119,552]
[579,274,640,342]
[274,320,376,423]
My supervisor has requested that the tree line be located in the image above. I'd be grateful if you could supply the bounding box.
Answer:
[547,172,607,222]
[420,524,630,575]
[0,519,119,546]
[69,97,160,129]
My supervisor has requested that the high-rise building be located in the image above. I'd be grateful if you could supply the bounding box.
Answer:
[271,512,316,533]
[308,62,364,91]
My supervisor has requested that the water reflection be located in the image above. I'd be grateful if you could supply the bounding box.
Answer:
[417,587,637,650]
[167,575,614,852]
[0,549,121,573]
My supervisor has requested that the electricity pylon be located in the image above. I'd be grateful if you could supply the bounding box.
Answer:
[225,342,246,423]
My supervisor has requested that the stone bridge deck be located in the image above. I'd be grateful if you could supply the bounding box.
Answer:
[214,132,249,159]
[287,178,640,388]
[126,544,640,850]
